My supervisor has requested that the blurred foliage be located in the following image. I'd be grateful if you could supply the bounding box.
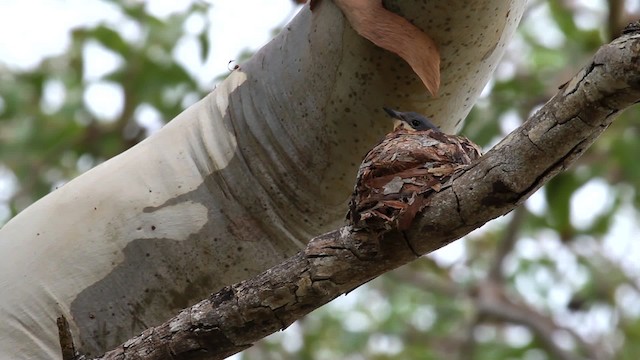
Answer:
[2,0,640,359]
[0,0,211,217]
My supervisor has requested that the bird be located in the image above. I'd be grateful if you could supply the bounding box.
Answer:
[347,107,482,234]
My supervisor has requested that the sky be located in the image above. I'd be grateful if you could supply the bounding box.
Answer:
[0,0,298,78]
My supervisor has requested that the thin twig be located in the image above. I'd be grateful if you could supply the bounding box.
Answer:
[57,315,82,360]
[607,0,625,40]
[455,312,482,360]
[487,206,527,283]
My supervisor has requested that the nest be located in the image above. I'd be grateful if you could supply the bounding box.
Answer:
[348,129,482,233]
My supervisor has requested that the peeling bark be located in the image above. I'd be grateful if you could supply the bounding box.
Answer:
[90,28,640,360]
[332,0,441,95]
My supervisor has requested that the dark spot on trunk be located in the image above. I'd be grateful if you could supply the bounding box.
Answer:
[481,180,518,206]
[212,286,235,303]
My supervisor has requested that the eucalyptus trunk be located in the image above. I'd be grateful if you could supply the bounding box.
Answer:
[0,1,527,357]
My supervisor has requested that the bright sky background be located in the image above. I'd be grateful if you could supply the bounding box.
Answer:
[0,0,299,78]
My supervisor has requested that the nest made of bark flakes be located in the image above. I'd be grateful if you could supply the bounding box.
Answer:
[348,129,482,234]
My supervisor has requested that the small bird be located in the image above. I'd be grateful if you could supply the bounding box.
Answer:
[347,107,482,234]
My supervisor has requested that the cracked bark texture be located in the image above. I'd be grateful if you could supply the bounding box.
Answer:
[92,30,640,360]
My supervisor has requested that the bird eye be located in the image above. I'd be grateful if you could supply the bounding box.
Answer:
[411,120,421,128]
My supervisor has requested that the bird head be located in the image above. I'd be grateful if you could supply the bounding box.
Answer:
[383,107,439,132]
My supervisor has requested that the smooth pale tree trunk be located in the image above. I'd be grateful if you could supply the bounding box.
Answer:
[0,1,527,358]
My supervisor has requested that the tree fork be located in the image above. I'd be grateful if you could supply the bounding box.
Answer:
[78,24,640,360]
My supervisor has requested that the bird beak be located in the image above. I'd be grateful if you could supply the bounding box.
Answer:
[383,107,401,130]
[383,107,408,130]
[383,107,403,120]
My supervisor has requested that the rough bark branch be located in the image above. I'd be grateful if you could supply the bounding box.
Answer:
[87,26,640,360]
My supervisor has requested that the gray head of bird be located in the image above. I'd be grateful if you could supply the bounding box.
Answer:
[383,107,440,132]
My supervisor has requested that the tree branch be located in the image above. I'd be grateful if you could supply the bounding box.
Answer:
[607,0,625,40]
[487,206,526,283]
[475,297,587,360]
[87,25,640,360]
